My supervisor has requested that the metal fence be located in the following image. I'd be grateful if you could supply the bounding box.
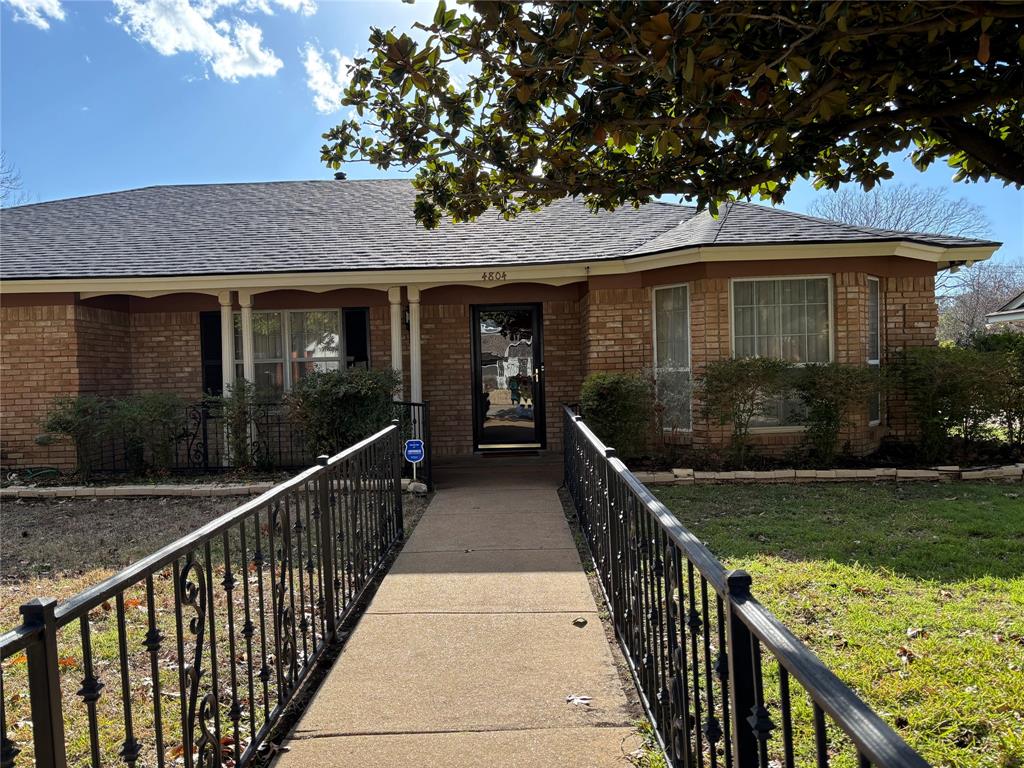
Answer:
[86,400,432,490]
[1,422,404,768]
[562,406,929,768]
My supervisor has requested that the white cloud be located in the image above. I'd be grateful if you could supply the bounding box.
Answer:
[3,0,65,29]
[302,43,353,114]
[112,0,292,81]
[240,0,316,15]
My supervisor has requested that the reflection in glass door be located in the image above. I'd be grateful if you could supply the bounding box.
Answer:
[472,305,545,450]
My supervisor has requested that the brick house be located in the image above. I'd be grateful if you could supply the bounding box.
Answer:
[0,180,999,469]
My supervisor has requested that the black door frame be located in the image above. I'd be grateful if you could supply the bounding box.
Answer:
[470,303,546,451]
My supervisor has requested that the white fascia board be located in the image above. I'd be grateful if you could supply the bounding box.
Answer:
[0,241,999,295]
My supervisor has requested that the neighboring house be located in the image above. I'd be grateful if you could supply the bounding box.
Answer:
[0,179,1000,468]
[985,289,1024,327]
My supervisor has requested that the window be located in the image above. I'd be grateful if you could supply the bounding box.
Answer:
[732,277,832,427]
[653,285,692,431]
[289,310,342,384]
[867,277,882,425]
[199,311,223,396]
[233,308,370,398]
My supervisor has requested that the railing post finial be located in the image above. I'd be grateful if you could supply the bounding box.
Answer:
[727,569,752,598]
[317,454,329,467]
[604,447,616,459]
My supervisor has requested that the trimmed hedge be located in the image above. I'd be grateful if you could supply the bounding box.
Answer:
[579,372,654,460]
[286,368,402,456]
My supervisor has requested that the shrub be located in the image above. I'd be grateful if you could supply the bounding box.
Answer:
[970,332,1024,447]
[287,368,401,456]
[791,363,882,464]
[213,379,258,469]
[579,372,654,460]
[108,393,187,473]
[899,346,1007,461]
[39,395,110,480]
[697,357,793,467]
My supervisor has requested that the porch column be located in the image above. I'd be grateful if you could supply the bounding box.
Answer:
[239,290,256,383]
[219,290,235,392]
[388,286,404,400]
[408,286,423,404]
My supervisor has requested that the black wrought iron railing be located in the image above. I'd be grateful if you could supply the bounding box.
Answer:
[1,422,404,768]
[84,400,432,489]
[562,406,929,768]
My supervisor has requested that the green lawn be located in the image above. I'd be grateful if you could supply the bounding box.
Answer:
[655,481,1024,768]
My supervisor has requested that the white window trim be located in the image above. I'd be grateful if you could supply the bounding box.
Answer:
[729,275,835,433]
[652,283,693,432]
[233,307,346,393]
[867,276,882,426]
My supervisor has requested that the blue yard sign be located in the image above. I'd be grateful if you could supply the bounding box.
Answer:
[404,439,425,464]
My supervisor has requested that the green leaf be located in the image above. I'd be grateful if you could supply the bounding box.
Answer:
[684,48,695,82]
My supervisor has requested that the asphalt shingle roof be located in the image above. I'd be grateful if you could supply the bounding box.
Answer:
[0,179,997,281]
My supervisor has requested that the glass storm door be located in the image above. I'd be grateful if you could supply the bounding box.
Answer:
[472,304,545,450]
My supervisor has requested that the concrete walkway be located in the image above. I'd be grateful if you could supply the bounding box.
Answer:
[276,457,640,767]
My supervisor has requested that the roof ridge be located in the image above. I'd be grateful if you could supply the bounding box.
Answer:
[728,199,982,243]
[0,178,425,211]
[710,201,734,243]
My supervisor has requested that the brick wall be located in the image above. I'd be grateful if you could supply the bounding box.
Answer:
[580,286,652,376]
[0,269,938,468]
[883,275,939,439]
[689,278,732,450]
[540,299,582,450]
[369,305,392,374]
[0,303,80,468]
[77,306,131,396]
[130,311,204,398]
[420,303,472,456]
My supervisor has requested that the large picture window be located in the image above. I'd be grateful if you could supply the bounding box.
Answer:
[732,277,832,427]
[233,308,370,398]
[653,285,692,431]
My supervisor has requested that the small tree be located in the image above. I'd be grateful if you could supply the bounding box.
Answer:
[970,332,1024,448]
[287,368,401,456]
[579,372,654,460]
[215,380,257,469]
[792,363,882,464]
[937,260,1024,344]
[696,358,790,466]
[39,395,110,480]
[108,393,187,474]
[698,358,793,467]
[899,346,1005,461]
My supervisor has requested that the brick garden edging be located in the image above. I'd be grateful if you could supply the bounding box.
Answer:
[0,482,278,499]
[633,464,1024,486]
[0,477,427,499]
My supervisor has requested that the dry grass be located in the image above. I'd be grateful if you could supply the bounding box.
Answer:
[1,492,428,767]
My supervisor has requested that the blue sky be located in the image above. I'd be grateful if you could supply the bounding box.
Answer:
[2,0,1021,259]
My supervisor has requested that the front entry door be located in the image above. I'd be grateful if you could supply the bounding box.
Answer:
[471,304,545,450]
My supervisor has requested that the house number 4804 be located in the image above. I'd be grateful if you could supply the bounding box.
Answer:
[481,271,508,281]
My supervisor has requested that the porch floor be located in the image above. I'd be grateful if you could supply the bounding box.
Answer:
[274,457,641,767]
